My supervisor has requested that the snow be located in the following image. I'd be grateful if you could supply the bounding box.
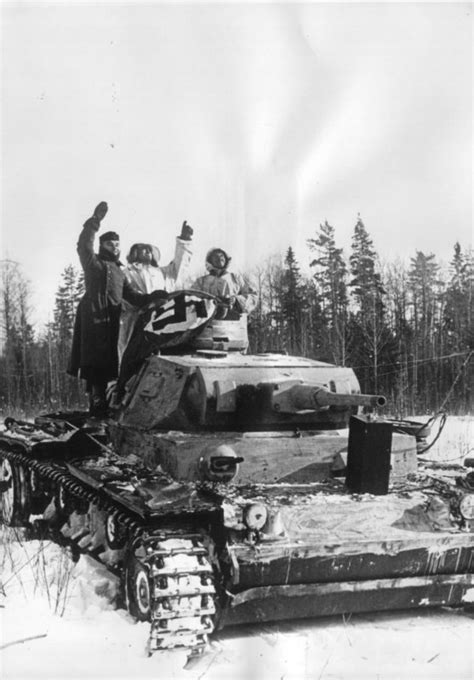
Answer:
[420,414,474,465]
[1,416,474,679]
[463,588,474,604]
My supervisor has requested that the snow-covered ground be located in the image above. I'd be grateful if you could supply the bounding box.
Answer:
[1,416,473,680]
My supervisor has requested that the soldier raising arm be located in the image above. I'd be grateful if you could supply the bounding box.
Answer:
[67,201,166,416]
[118,221,193,364]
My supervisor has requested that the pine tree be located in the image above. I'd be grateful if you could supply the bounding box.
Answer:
[52,265,85,406]
[274,247,309,354]
[17,276,36,408]
[442,243,474,411]
[383,259,414,414]
[0,260,36,411]
[348,217,394,394]
[408,251,443,410]
[444,244,473,343]
[0,259,18,407]
[307,221,348,364]
[247,256,285,354]
[54,265,83,342]
[349,216,385,315]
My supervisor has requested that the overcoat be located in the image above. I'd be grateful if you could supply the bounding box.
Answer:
[68,220,148,382]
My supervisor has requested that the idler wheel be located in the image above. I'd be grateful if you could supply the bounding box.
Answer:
[125,554,152,622]
[0,458,30,527]
[105,512,127,549]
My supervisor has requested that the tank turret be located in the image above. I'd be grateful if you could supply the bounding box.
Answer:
[117,353,384,432]
[114,293,385,434]
[109,294,388,485]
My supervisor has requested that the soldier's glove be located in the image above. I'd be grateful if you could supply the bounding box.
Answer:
[84,202,108,230]
[233,296,243,312]
[214,296,233,320]
[93,202,108,221]
[179,221,193,241]
[220,296,236,309]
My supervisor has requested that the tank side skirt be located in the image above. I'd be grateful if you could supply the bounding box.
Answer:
[222,573,474,626]
[226,541,474,591]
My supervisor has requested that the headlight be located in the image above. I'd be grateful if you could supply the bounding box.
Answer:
[243,503,268,530]
[199,445,243,483]
[459,494,474,520]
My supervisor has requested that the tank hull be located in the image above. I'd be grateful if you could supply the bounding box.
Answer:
[217,478,474,624]
[1,408,472,653]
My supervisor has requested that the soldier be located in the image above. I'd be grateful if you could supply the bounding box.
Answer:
[118,223,193,364]
[68,202,168,416]
[192,248,257,319]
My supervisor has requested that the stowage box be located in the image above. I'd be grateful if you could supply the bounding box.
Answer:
[346,415,393,494]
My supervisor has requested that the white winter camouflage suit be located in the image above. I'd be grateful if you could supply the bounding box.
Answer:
[118,237,192,362]
[192,248,257,318]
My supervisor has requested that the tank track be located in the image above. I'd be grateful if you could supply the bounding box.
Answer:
[0,444,217,656]
[135,534,216,654]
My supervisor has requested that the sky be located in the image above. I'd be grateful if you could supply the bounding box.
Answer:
[1,1,472,328]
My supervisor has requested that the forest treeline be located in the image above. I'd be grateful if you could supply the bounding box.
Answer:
[1,217,473,417]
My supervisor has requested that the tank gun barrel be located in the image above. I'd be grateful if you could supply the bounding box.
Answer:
[291,385,386,410]
[272,383,386,414]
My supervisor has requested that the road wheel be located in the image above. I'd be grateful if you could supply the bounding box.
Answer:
[125,553,152,622]
[0,458,30,527]
[105,511,127,550]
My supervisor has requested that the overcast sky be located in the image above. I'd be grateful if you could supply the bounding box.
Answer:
[1,2,472,327]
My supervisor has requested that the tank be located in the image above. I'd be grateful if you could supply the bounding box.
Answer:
[1,291,473,657]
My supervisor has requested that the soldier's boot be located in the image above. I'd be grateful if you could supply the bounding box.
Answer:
[89,382,109,417]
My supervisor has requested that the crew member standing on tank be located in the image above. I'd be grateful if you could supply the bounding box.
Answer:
[118,223,193,364]
[68,201,170,416]
[192,248,257,319]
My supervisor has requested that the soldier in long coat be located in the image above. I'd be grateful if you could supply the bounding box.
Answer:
[68,201,166,415]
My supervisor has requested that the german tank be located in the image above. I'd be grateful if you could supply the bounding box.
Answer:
[1,291,473,656]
